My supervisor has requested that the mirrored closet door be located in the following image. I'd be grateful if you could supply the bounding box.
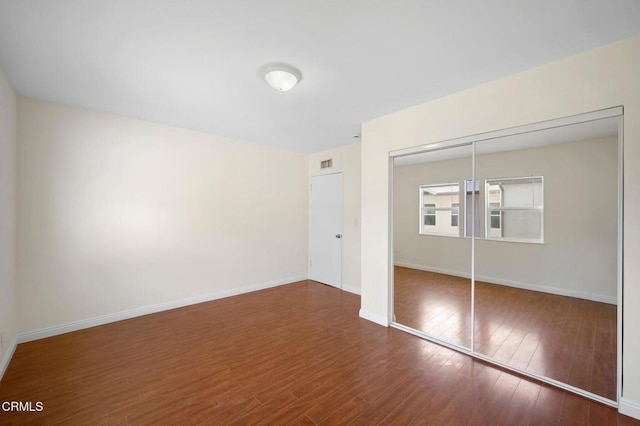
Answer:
[390,109,621,405]
[473,118,619,401]
[393,144,473,349]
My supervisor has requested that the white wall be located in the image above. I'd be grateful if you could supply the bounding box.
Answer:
[394,137,618,303]
[17,98,309,332]
[0,67,17,375]
[361,35,640,409]
[308,143,361,294]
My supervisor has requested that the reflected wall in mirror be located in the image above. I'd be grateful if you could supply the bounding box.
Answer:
[474,118,619,400]
[393,144,472,349]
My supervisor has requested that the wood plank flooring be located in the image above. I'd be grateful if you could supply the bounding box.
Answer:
[393,267,472,348]
[394,266,617,400]
[1,280,635,425]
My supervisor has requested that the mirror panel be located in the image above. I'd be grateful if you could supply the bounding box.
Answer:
[473,118,618,399]
[393,144,473,349]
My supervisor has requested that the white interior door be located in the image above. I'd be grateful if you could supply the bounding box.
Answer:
[309,173,343,288]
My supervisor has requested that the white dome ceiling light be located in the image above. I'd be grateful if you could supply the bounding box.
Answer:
[263,64,302,92]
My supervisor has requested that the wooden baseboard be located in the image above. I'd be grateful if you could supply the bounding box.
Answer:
[0,336,18,381]
[17,275,308,344]
[619,398,640,420]
[342,284,361,295]
[359,308,388,327]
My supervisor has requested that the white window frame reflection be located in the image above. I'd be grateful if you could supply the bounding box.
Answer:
[419,183,461,237]
[484,176,544,244]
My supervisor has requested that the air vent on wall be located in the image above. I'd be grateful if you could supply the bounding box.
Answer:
[320,159,333,169]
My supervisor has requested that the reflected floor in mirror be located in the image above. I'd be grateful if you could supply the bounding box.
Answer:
[394,266,472,348]
[394,266,616,400]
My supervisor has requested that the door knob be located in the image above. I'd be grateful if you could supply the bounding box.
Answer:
[335,234,342,239]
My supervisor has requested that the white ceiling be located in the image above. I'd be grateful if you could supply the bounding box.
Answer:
[0,1,639,153]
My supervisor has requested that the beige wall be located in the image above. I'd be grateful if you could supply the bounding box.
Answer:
[308,143,361,294]
[361,35,640,406]
[17,98,309,332]
[394,137,617,302]
[0,67,17,374]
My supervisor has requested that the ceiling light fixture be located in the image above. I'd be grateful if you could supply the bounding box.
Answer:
[263,64,301,92]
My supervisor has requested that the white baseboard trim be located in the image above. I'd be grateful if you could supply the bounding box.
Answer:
[395,262,466,280]
[359,308,389,327]
[619,397,640,420]
[17,275,307,344]
[394,262,617,305]
[0,336,18,381]
[342,285,361,295]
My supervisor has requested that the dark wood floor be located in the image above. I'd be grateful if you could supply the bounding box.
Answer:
[1,280,635,425]
[394,266,617,401]
[394,267,472,348]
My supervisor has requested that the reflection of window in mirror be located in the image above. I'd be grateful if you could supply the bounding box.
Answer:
[489,202,502,237]
[464,179,480,238]
[419,183,459,236]
[451,202,459,227]
[488,184,503,238]
[485,176,544,243]
[424,204,436,226]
